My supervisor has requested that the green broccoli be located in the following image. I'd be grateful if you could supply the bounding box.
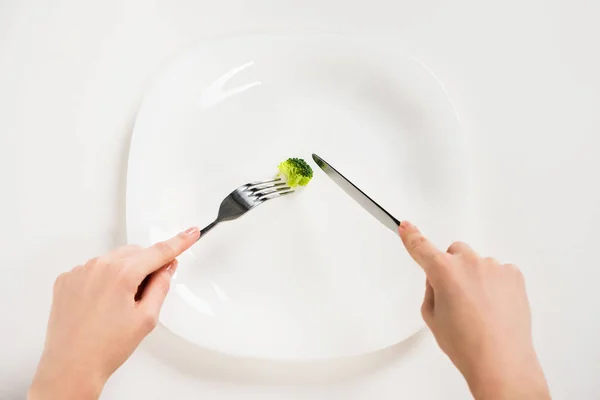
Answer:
[278,158,313,187]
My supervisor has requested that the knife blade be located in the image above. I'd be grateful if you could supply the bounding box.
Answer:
[312,153,401,234]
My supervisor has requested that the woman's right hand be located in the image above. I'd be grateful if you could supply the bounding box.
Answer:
[399,221,550,400]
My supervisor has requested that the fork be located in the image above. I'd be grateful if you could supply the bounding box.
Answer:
[199,178,294,236]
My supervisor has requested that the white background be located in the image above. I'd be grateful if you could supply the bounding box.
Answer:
[1,0,599,399]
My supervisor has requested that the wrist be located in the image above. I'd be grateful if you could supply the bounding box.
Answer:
[29,354,106,400]
[464,351,550,400]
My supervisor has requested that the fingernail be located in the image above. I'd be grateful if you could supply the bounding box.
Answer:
[399,221,414,231]
[166,260,178,276]
[184,227,200,236]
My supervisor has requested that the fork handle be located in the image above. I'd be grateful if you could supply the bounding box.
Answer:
[199,221,218,238]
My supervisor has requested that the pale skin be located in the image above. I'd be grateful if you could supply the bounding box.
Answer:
[28,222,550,399]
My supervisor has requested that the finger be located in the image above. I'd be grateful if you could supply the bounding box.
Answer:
[421,279,435,325]
[139,260,178,321]
[398,221,443,273]
[131,227,199,277]
[446,241,474,256]
[108,245,143,259]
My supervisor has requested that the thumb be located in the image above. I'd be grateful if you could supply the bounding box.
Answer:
[140,260,178,323]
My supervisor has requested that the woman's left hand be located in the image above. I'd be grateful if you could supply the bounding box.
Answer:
[28,227,200,400]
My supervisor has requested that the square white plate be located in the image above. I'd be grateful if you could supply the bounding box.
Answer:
[127,33,468,360]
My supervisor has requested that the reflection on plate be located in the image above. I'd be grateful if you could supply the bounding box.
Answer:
[127,34,468,360]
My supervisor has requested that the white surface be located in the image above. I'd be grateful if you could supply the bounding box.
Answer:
[1,0,599,399]
[127,33,465,359]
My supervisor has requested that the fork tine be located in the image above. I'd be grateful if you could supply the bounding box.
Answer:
[258,189,295,201]
[253,185,291,197]
[246,178,284,191]
[247,182,286,193]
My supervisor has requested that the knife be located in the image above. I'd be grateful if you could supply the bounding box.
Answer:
[312,153,401,234]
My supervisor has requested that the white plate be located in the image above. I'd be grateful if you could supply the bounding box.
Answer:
[127,34,467,360]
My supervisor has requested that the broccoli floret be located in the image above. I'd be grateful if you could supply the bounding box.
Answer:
[278,158,313,187]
